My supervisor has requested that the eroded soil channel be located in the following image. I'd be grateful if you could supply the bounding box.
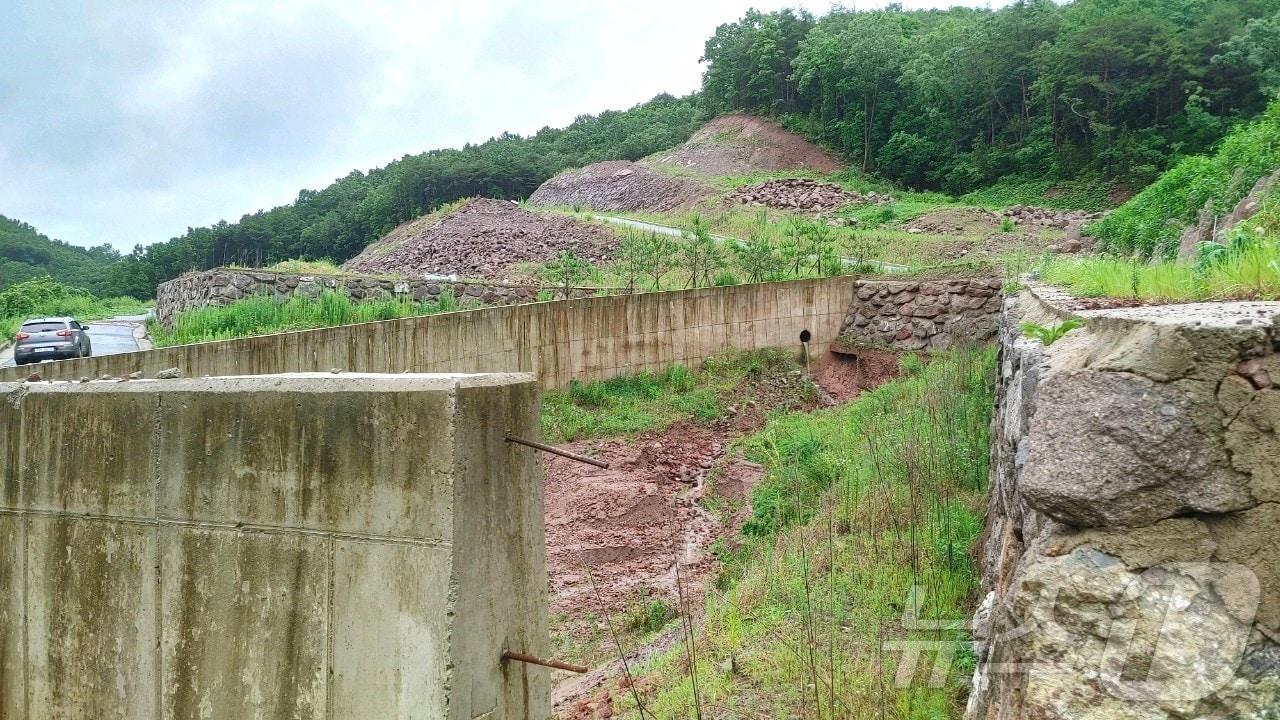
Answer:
[541,349,899,716]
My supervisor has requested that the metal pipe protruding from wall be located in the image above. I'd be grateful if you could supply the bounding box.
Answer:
[504,433,610,469]
[502,650,589,674]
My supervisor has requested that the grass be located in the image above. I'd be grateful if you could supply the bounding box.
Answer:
[1038,236,1280,302]
[619,347,995,719]
[540,349,805,443]
[261,258,350,275]
[150,289,463,347]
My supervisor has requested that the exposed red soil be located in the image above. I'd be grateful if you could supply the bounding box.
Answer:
[812,348,902,404]
[342,198,616,278]
[645,114,845,176]
[544,352,903,717]
[544,424,736,619]
[527,161,714,213]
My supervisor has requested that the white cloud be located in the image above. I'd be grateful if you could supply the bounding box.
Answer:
[0,0,1002,251]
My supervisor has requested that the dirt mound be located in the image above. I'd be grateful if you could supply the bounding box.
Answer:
[905,207,1001,235]
[646,114,844,176]
[812,347,902,404]
[342,198,615,278]
[731,178,890,212]
[527,161,713,213]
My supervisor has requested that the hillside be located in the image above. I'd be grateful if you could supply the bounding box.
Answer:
[527,114,844,212]
[0,214,127,295]
[644,113,843,176]
[1093,99,1280,258]
[343,198,617,278]
[527,161,714,212]
[104,94,703,298]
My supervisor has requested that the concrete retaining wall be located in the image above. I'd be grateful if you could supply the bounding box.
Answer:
[0,373,548,720]
[5,277,859,386]
[154,267,614,326]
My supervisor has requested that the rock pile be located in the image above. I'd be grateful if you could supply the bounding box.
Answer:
[997,204,1100,228]
[905,208,1000,234]
[730,178,889,212]
[344,198,616,278]
[527,161,713,212]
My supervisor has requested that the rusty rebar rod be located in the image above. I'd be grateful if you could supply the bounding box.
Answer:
[505,433,609,469]
[502,650,588,674]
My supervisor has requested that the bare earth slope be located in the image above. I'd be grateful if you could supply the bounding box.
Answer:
[526,160,713,213]
[343,198,616,278]
[644,113,845,176]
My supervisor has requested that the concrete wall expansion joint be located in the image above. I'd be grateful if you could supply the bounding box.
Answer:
[0,372,548,720]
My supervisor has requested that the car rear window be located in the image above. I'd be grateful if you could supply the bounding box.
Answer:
[20,322,67,333]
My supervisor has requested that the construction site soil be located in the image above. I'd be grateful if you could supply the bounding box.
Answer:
[342,198,617,278]
[545,351,900,717]
[731,177,890,212]
[527,161,713,213]
[645,114,845,176]
[528,115,847,214]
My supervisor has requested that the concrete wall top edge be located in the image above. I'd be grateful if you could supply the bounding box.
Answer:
[1,372,538,395]
[1028,282,1280,328]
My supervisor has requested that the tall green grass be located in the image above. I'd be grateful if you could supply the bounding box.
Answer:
[1092,100,1280,258]
[1040,236,1280,302]
[151,289,460,347]
[626,348,996,719]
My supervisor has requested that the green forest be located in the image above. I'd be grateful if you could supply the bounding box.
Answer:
[703,0,1280,190]
[5,0,1280,298]
[0,215,128,296]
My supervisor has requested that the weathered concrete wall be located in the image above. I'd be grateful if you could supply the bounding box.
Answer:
[968,285,1280,719]
[155,267,613,326]
[838,276,1003,351]
[0,373,548,719]
[5,277,858,386]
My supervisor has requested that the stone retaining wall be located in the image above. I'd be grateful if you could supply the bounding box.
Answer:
[154,267,612,326]
[967,285,1280,719]
[838,276,1003,351]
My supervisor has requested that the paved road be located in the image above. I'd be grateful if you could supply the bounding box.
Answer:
[0,314,148,369]
[591,214,910,274]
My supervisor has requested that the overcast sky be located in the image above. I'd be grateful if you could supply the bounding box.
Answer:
[0,0,1002,251]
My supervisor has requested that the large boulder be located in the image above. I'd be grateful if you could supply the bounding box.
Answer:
[1021,369,1253,527]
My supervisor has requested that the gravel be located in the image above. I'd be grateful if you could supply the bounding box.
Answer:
[343,198,617,278]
